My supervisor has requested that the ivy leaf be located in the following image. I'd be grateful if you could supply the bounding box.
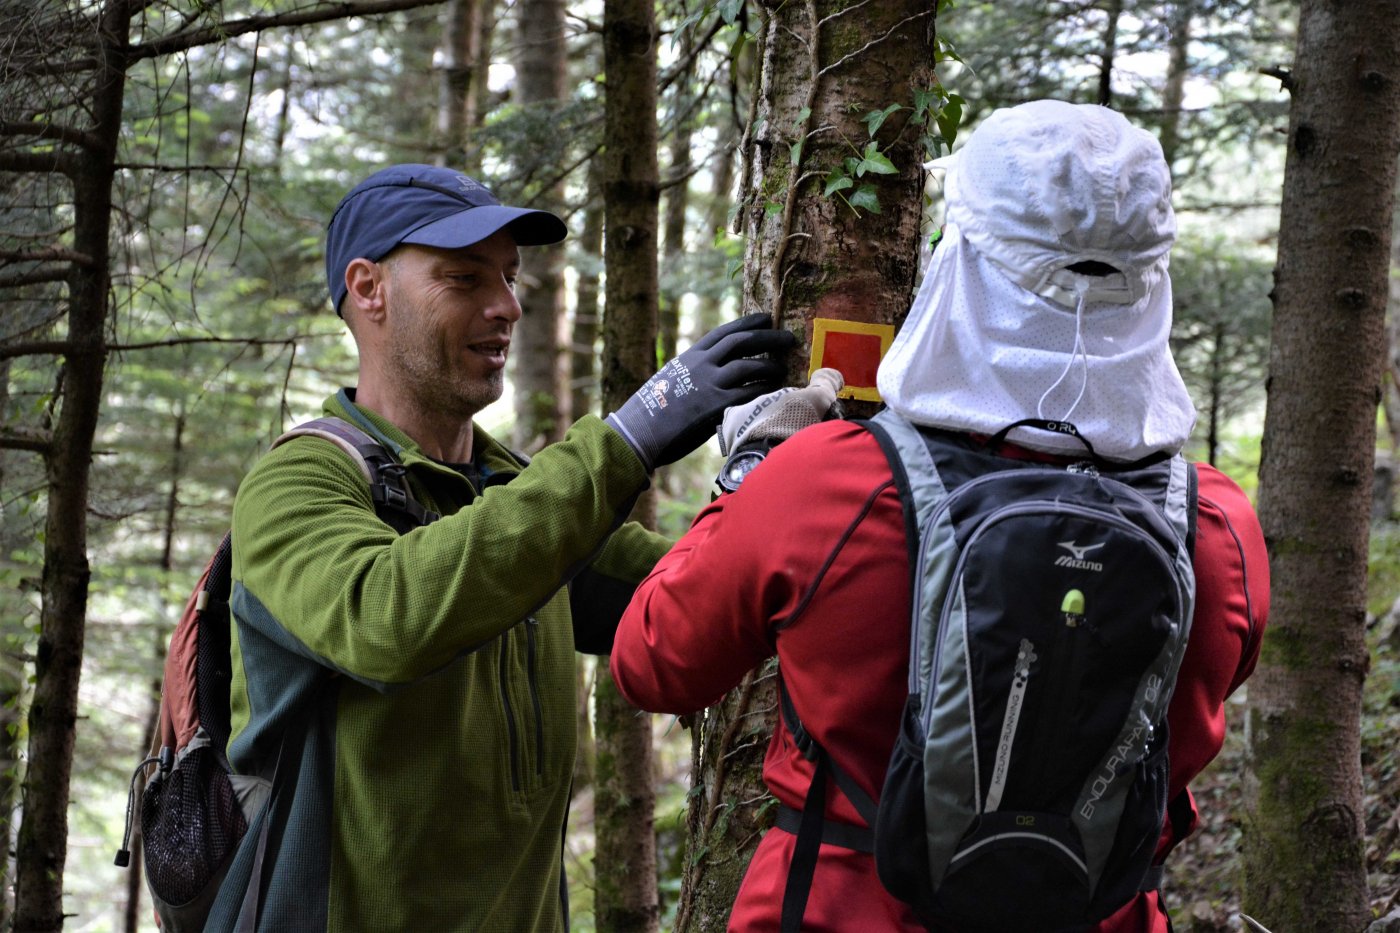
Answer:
[850,184,882,214]
[844,156,861,176]
[937,94,965,148]
[857,142,898,176]
[718,0,743,24]
[823,171,854,196]
[764,201,783,216]
[863,103,905,138]
[795,106,811,126]
[790,140,803,166]
[913,87,943,122]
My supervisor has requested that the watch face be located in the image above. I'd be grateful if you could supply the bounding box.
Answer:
[719,449,767,492]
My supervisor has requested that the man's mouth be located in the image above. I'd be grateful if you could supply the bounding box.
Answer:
[469,340,510,364]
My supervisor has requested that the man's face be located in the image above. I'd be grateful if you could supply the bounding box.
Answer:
[379,231,522,421]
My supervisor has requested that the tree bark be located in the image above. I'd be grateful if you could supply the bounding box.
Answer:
[511,0,569,452]
[571,168,604,793]
[660,27,696,364]
[1097,0,1123,107]
[676,2,936,928]
[1245,3,1400,930]
[13,0,125,927]
[595,0,660,930]
[436,0,483,169]
[1158,1,1192,172]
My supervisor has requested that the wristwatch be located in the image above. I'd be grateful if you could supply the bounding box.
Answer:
[716,439,779,493]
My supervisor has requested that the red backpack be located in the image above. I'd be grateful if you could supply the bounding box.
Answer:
[115,416,438,929]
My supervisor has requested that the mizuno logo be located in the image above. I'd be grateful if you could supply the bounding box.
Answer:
[1055,540,1104,572]
[1058,540,1104,561]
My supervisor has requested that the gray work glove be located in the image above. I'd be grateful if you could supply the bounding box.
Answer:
[717,367,844,456]
[606,313,796,471]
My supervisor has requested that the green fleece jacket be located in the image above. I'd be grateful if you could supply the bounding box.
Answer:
[208,390,669,932]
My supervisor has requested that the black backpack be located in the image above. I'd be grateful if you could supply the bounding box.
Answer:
[115,416,438,932]
[779,411,1198,933]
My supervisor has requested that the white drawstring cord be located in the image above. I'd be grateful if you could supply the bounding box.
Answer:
[1037,281,1091,423]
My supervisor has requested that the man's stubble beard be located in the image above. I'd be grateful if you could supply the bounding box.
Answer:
[386,301,504,423]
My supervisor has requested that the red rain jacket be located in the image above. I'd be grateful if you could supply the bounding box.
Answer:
[611,420,1269,932]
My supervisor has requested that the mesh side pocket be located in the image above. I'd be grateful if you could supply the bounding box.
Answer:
[141,744,248,908]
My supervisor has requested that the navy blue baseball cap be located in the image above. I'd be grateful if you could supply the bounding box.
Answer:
[325,163,568,314]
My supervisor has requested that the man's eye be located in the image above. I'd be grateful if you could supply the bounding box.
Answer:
[506,278,518,291]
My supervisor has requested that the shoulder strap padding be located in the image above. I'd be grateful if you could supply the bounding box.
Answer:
[271,417,377,485]
[271,416,440,530]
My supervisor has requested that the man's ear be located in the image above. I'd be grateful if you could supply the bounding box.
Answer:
[343,257,388,323]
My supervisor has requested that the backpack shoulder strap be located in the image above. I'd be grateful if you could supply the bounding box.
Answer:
[860,408,950,548]
[273,416,441,531]
[776,672,878,933]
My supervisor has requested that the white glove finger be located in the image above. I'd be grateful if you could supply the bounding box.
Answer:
[804,367,844,413]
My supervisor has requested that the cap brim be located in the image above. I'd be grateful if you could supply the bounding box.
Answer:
[400,204,567,250]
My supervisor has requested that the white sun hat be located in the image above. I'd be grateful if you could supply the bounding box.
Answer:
[877,99,1197,462]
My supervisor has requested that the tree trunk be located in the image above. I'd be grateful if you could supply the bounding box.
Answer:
[1158,1,1192,172]
[695,114,739,337]
[1097,0,1123,107]
[14,0,126,927]
[572,163,605,425]
[738,0,933,399]
[595,0,660,930]
[0,337,20,930]
[1245,3,1400,930]
[676,2,936,928]
[512,0,569,452]
[437,0,484,169]
[660,27,697,364]
[571,169,605,793]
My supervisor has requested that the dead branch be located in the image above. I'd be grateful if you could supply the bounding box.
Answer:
[0,429,53,455]
[0,334,330,363]
[0,269,70,289]
[0,248,93,267]
[127,0,452,61]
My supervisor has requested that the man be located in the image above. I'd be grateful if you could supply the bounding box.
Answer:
[207,163,794,931]
[610,102,1270,931]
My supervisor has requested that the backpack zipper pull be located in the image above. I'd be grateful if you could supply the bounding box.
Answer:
[1061,589,1086,627]
[114,750,164,867]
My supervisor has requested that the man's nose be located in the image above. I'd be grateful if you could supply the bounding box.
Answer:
[483,279,523,323]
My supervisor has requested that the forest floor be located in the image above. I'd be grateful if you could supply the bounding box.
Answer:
[1166,613,1400,931]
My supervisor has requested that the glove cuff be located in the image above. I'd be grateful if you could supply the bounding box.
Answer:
[604,412,655,473]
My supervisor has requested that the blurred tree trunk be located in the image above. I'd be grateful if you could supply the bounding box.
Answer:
[595,0,660,930]
[1158,1,1192,172]
[1245,2,1400,930]
[437,0,484,169]
[695,115,739,338]
[1097,0,1123,106]
[572,162,605,425]
[660,26,697,364]
[0,339,26,933]
[571,167,605,793]
[123,406,188,932]
[512,0,568,452]
[676,2,936,929]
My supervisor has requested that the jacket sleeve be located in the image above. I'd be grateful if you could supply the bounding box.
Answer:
[610,421,887,713]
[1162,464,1271,837]
[232,414,651,686]
[569,521,673,655]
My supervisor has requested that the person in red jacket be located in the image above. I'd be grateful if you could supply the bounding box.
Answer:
[609,100,1270,932]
